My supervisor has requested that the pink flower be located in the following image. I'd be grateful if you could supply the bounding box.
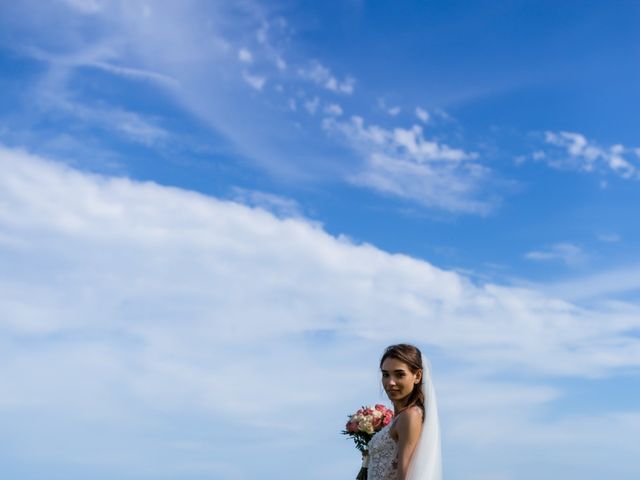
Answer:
[346,421,358,433]
[383,412,393,426]
[372,416,383,429]
[375,404,386,411]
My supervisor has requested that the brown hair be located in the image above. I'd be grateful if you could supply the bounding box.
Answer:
[379,343,425,422]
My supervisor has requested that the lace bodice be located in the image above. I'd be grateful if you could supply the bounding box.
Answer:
[368,422,398,480]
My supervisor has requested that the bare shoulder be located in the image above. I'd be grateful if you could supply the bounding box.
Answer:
[392,406,423,439]
[399,406,423,425]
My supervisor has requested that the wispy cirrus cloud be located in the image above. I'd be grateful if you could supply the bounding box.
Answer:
[238,48,253,64]
[26,61,170,148]
[415,106,430,123]
[323,103,343,116]
[536,131,639,179]
[525,242,588,267]
[298,60,356,95]
[2,0,499,215]
[2,1,332,178]
[544,263,640,302]
[242,71,266,90]
[303,96,320,115]
[597,233,621,243]
[21,43,179,88]
[323,115,494,213]
[324,116,476,163]
[60,0,105,14]
[230,187,303,218]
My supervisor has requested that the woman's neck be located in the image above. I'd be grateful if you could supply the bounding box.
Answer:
[393,401,409,415]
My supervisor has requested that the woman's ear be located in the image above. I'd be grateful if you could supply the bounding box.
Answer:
[415,369,422,384]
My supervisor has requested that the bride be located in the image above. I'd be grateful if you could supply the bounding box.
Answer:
[367,344,442,480]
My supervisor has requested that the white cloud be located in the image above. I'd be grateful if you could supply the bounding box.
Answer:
[1,146,640,478]
[415,107,430,123]
[90,61,179,87]
[243,71,266,90]
[323,103,343,116]
[323,116,491,213]
[21,44,179,88]
[525,243,587,267]
[597,233,620,243]
[38,89,169,147]
[253,20,289,71]
[544,263,640,301]
[328,117,475,162]
[230,187,302,218]
[9,2,327,180]
[299,60,356,94]
[304,96,320,115]
[61,0,104,14]
[543,131,638,179]
[256,22,268,44]
[444,390,640,479]
[113,111,169,146]
[388,106,401,116]
[3,146,640,375]
[18,46,170,149]
[238,48,253,63]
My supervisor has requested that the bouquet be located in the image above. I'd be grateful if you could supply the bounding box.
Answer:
[342,404,394,480]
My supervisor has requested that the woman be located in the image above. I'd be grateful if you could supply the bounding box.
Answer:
[367,344,442,480]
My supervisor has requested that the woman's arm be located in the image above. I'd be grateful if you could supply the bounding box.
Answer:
[395,406,423,480]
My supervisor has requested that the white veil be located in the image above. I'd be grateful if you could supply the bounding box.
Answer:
[406,354,442,480]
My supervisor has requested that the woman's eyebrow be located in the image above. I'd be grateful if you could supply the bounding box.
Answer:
[381,369,407,373]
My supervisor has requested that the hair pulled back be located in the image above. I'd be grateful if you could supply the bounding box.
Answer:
[380,343,425,421]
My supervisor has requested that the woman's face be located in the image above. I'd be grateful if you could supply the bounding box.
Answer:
[381,357,421,404]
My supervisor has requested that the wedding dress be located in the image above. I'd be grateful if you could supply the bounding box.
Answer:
[367,355,442,480]
[368,420,399,480]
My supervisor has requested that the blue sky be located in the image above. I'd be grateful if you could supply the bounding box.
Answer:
[1,1,639,479]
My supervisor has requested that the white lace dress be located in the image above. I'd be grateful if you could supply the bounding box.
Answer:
[367,421,399,480]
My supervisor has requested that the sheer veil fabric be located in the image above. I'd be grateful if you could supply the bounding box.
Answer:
[406,355,442,480]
